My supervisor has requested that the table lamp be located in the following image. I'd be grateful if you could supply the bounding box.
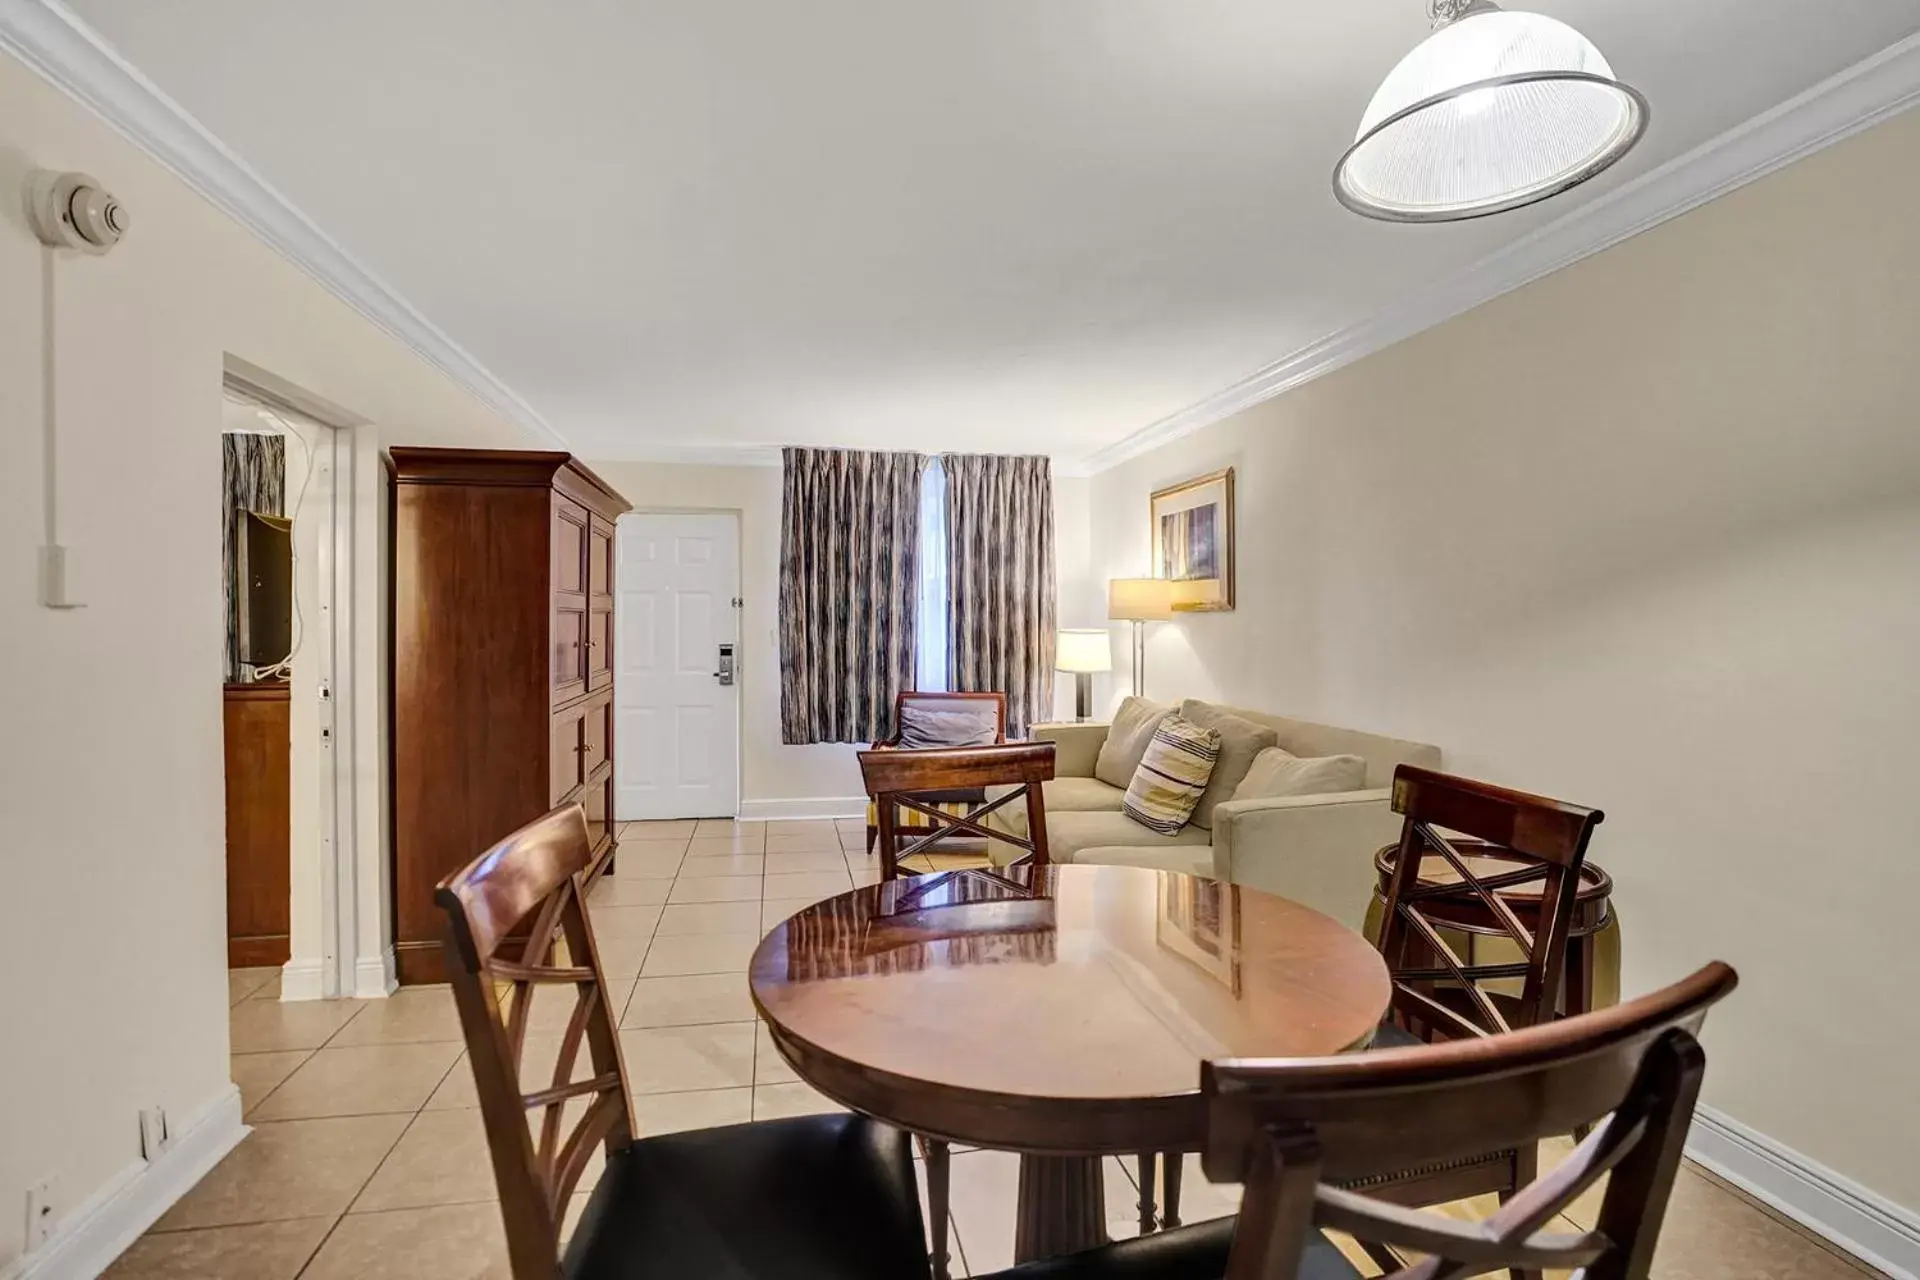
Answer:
[1107,578,1174,697]
[1054,629,1112,722]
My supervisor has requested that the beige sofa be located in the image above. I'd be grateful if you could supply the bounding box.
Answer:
[988,700,1441,931]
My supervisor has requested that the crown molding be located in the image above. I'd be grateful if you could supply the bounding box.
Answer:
[0,0,568,450]
[592,442,785,468]
[1078,29,1920,475]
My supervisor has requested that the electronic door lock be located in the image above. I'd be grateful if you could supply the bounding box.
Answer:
[713,643,736,686]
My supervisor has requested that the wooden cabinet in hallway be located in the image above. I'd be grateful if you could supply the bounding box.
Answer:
[388,448,631,985]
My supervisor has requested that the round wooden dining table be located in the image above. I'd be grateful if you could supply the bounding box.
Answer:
[749,863,1390,1264]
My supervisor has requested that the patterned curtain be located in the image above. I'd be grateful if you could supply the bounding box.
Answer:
[944,453,1056,737]
[222,432,285,682]
[779,447,929,743]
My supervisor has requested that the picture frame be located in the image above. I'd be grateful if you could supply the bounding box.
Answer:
[1150,467,1234,612]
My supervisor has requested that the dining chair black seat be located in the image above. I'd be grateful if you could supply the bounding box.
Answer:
[566,1112,930,1280]
[975,1218,1359,1280]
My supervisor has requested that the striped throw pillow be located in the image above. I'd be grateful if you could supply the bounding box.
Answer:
[1122,716,1222,834]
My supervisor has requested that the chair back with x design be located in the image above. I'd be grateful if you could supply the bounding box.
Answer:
[1376,765,1603,1042]
[436,804,635,1280]
[859,741,1055,880]
[1205,962,1737,1280]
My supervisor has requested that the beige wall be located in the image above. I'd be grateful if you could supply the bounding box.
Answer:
[0,54,542,1270]
[1086,108,1920,1210]
[588,462,1099,805]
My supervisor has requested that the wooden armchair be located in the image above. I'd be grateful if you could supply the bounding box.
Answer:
[864,690,1008,862]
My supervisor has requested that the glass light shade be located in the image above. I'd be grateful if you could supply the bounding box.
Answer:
[1055,629,1113,673]
[1334,5,1647,223]
[1108,578,1175,622]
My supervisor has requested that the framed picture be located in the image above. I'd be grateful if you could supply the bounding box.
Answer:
[1150,467,1234,612]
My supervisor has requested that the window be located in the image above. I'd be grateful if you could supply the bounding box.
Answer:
[914,457,949,691]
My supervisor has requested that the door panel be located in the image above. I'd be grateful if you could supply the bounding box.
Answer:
[551,702,587,803]
[553,500,588,595]
[552,605,587,704]
[615,512,740,819]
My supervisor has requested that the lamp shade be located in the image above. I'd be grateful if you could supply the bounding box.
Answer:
[1334,4,1647,223]
[1055,629,1112,674]
[1108,578,1175,622]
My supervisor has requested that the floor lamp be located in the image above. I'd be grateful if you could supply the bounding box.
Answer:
[1107,578,1174,698]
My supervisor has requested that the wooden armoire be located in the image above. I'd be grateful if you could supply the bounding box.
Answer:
[388,448,631,985]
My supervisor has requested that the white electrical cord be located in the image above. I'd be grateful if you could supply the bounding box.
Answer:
[231,396,315,680]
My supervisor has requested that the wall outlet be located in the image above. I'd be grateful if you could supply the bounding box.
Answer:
[25,1177,57,1251]
[139,1107,169,1160]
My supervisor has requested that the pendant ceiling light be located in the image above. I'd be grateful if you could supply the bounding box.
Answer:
[1334,0,1648,223]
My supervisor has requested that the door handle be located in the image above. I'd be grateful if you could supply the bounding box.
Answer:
[713,643,736,686]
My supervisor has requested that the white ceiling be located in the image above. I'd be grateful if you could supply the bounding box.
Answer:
[61,1,1920,466]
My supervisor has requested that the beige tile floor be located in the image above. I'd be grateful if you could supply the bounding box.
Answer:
[109,817,1881,1279]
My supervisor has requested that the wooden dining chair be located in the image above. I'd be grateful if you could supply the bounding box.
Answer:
[1375,764,1605,1044]
[973,961,1738,1280]
[435,803,933,1280]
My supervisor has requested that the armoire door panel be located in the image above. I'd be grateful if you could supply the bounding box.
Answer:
[551,702,587,803]
[583,692,612,777]
[553,499,588,597]
[588,516,615,602]
[587,604,614,691]
[553,607,588,704]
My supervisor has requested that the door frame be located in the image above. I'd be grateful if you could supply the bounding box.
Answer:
[223,358,391,1000]
[615,508,744,820]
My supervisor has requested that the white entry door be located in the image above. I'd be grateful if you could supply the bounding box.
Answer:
[615,513,741,819]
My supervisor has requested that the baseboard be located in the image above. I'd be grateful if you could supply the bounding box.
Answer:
[277,957,326,1002]
[3,1087,246,1280]
[738,796,868,821]
[352,948,397,999]
[1686,1105,1919,1279]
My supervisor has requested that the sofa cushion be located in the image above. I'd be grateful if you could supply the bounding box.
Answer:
[1232,747,1369,802]
[897,702,999,749]
[1177,700,1281,831]
[987,776,1126,829]
[1039,810,1216,865]
[1192,704,1441,789]
[1122,717,1220,835]
[1093,696,1173,789]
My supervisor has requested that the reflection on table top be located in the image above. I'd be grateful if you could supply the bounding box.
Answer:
[750,864,1390,1105]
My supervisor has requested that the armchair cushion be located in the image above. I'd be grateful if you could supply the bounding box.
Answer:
[1093,696,1174,788]
[898,702,1000,749]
